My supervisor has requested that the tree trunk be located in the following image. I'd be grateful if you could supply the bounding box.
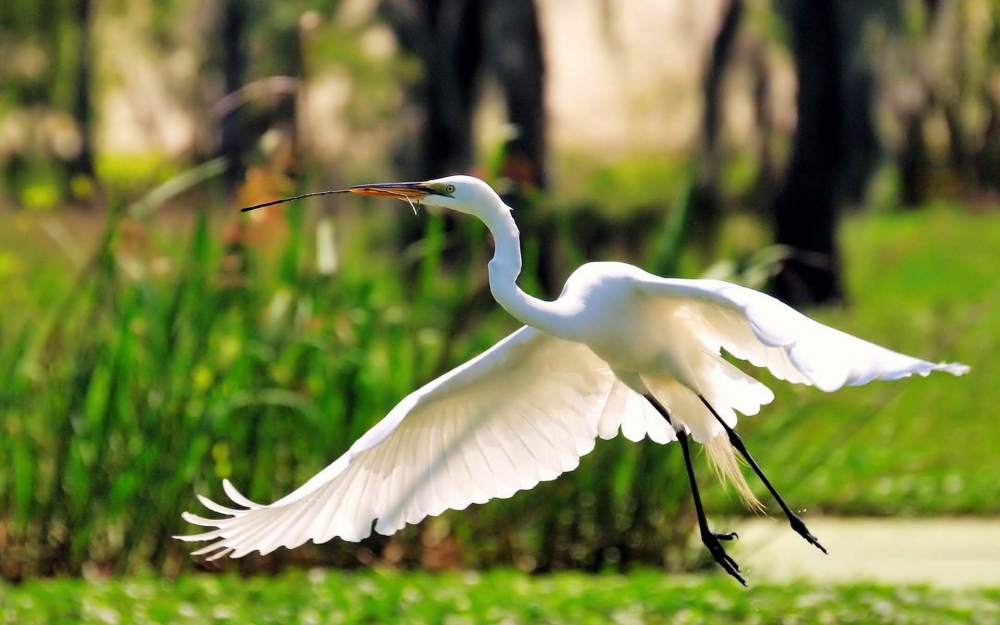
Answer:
[385,0,546,187]
[426,0,484,179]
[746,38,777,209]
[483,0,547,189]
[899,110,929,207]
[977,91,1000,193]
[68,0,94,179]
[219,0,249,196]
[690,0,743,247]
[771,0,845,307]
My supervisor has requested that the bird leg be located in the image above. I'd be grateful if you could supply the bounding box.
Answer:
[644,395,747,586]
[697,395,827,555]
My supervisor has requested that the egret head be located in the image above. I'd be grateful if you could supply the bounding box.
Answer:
[349,175,505,220]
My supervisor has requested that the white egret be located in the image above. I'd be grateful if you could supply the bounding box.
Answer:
[179,176,968,585]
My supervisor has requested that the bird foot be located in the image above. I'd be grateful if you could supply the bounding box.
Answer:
[702,529,746,586]
[789,513,827,554]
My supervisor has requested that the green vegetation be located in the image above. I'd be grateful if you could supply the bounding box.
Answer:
[0,189,995,581]
[3,569,998,624]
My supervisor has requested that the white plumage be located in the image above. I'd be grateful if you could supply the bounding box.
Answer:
[179,176,967,569]
[182,328,649,558]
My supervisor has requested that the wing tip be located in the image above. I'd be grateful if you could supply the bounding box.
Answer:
[179,511,214,527]
[196,493,244,516]
[939,361,970,377]
[913,361,970,379]
[222,479,263,509]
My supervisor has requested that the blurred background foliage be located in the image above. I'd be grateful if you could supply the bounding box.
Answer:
[0,0,997,585]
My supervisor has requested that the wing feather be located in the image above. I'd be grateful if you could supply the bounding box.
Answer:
[179,326,670,559]
[640,277,969,392]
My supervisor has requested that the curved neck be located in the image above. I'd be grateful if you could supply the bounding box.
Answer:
[483,204,570,337]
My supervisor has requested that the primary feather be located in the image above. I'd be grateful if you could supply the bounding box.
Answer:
[639,276,969,392]
[178,328,671,559]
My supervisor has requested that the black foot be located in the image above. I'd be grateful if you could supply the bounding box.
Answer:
[789,513,827,554]
[702,530,746,586]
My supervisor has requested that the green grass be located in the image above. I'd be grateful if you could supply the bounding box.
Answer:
[3,570,998,624]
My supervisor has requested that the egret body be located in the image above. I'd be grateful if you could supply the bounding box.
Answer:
[180,176,968,584]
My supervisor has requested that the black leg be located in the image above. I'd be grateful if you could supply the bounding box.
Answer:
[698,395,827,554]
[645,395,747,586]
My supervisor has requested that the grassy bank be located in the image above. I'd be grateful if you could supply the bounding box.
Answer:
[3,569,998,624]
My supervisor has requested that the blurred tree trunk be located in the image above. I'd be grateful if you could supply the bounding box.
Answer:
[68,0,94,179]
[977,92,1000,191]
[270,23,304,183]
[840,72,880,206]
[977,3,1000,193]
[749,40,776,199]
[483,0,546,189]
[220,0,249,196]
[38,0,60,105]
[426,0,483,178]
[899,109,930,207]
[940,4,970,186]
[897,0,962,208]
[689,0,743,248]
[385,0,546,188]
[770,0,847,307]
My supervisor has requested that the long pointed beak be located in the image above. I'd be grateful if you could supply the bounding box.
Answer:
[239,181,435,214]
[349,182,434,200]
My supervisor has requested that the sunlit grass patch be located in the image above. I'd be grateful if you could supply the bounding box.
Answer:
[3,570,998,625]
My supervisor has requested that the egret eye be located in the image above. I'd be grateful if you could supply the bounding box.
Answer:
[445,185,456,195]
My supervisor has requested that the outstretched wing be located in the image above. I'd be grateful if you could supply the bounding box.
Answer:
[639,277,969,392]
[178,326,671,559]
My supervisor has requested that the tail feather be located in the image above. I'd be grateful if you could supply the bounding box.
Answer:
[704,434,763,512]
[643,359,771,513]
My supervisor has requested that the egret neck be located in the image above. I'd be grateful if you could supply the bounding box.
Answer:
[483,202,570,338]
